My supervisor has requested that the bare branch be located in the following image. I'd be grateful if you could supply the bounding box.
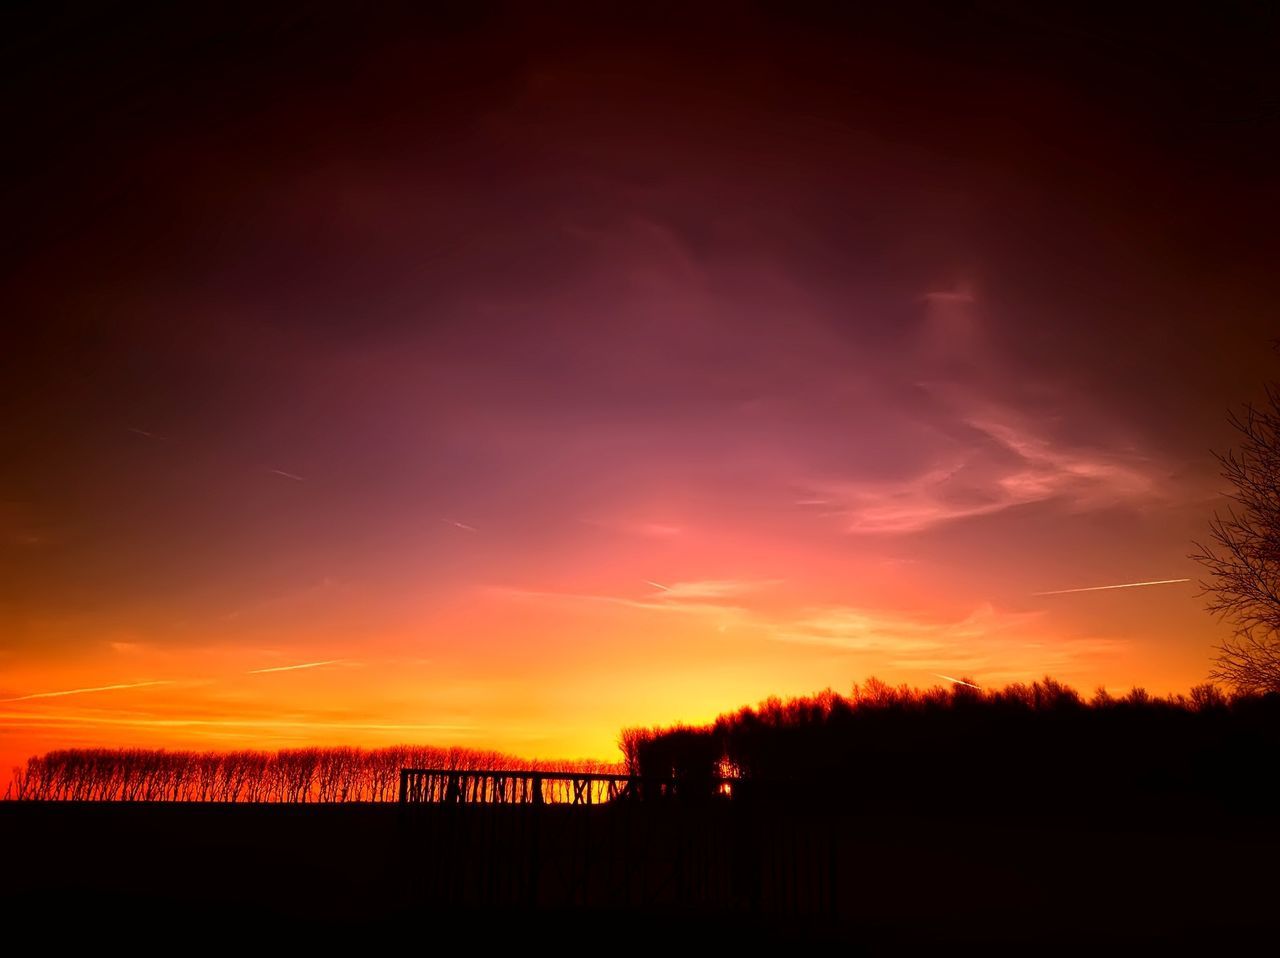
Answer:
[1193,382,1280,692]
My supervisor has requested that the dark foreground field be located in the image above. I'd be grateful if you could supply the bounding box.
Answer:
[4,799,1277,949]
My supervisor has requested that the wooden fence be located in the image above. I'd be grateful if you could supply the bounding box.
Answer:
[395,769,835,916]
[398,768,736,805]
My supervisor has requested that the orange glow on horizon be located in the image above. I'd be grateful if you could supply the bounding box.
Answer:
[1,564,1219,793]
[5,7,1267,798]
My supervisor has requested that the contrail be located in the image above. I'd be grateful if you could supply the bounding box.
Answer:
[935,674,981,689]
[247,659,343,674]
[443,519,477,532]
[268,468,306,482]
[644,580,670,592]
[128,427,167,440]
[2,680,172,702]
[0,713,479,732]
[1033,578,1191,597]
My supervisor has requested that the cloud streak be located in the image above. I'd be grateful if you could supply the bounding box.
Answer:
[773,603,1040,653]
[768,602,1124,681]
[581,518,684,538]
[246,659,346,674]
[1033,578,1191,597]
[493,585,752,619]
[646,579,779,600]
[0,711,477,733]
[2,680,173,702]
[935,674,982,689]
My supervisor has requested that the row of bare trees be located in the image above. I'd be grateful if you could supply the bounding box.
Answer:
[9,745,620,802]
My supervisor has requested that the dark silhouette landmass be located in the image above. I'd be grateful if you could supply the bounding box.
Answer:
[14,677,1278,808]
[623,677,1280,811]
[5,677,1278,947]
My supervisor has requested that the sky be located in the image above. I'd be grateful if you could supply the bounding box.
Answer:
[3,3,1279,782]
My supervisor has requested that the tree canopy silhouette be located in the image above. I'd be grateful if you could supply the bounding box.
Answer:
[623,678,1280,809]
[1194,381,1280,693]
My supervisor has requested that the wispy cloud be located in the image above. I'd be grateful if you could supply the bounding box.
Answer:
[970,414,1157,506]
[443,519,477,532]
[268,468,306,482]
[492,585,753,619]
[646,579,779,600]
[246,659,345,674]
[809,401,1163,535]
[810,464,1008,534]
[2,680,173,702]
[582,518,684,538]
[767,602,1122,680]
[773,603,1037,653]
[922,289,976,305]
[496,577,774,612]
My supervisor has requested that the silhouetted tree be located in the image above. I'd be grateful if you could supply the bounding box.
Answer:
[617,727,652,776]
[1194,383,1280,693]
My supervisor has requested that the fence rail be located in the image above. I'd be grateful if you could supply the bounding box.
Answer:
[398,768,737,805]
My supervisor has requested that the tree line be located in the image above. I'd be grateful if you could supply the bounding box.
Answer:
[12,678,1280,805]
[9,745,619,802]
[621,678,1280,808]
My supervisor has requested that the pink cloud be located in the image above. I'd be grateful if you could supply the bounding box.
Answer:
[769,602,1127,681]
[807,387,1167,534]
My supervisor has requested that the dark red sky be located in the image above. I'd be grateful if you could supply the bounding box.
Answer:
[3,3,1278,771]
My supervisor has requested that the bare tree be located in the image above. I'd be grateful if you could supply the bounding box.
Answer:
[617,727,651,776]
[1193,383,1280,693]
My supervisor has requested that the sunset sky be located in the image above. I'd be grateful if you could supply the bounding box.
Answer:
[4,4,1279,783]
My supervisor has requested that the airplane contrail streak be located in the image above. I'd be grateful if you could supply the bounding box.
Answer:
[644,580,671,592]
[935,674,981,689]
[247,659,343,674]
[443,519,477,532]
[268,469,306,481]
[3,680,173,702]
[1033,578,1191,597]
